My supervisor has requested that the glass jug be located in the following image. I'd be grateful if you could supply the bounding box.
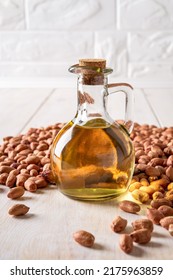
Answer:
[50,59,135,201]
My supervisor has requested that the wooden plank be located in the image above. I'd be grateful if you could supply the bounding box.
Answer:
[143,88,173,127]
[0,89,53,141]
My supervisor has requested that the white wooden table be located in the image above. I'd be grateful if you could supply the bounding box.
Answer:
[0,85,173,260]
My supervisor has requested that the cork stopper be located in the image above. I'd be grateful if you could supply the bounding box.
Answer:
[79,58,106,85]
[79,59,106,69]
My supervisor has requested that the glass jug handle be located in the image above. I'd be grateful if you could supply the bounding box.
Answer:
[108,83,134,134]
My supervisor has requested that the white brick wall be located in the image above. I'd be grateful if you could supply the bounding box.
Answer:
[0,0,172,84]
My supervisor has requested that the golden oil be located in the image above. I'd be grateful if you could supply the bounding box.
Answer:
[51,118,134,200]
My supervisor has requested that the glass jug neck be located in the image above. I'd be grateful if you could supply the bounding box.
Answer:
[74,75,109,124]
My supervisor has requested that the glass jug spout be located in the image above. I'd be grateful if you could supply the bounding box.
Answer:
[68,62,134,135]
[68,63,113,125]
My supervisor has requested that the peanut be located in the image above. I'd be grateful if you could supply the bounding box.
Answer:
[7,187,25,199]
[73,230,95,247]
[150,198,172,209]
[25,155,40,165]
[119,200,141,214]
[160,216,173,229]
[131,219,153,232]
[26,164,40,171]
[41,169,55,184]
[110,216,127,233]
[166,189,173,197]
[139,186,155,195]
[145,166,160,177]
[150,178,169,188]
[158,205,173,217]
[16,174,29,187]
[140,178,149,186]
[6,170,17,188]
[0,173,8,185]
[0,166,14,174]
[24,179,37,192]
[34,176,48,188]
[130,228,151,244]
[119,234,133,254]
[129,182,142,192]
[20,169,30,176]
[146,208,164,224]
[131,189,149,203]
[30,169,38,176]
[152,191,164,200]
[8,204,29,216]
[167,182,173,190]
[166,166,173,181]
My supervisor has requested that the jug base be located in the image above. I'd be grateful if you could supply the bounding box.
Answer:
[58,187,128,201]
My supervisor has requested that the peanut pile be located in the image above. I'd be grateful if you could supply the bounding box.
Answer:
[0,123,64,215]
[130,123,173,203]
[0,123,64,193]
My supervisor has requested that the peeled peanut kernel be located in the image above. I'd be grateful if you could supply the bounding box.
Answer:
[150,185,165,193]
[129,182,142,192]
[119,234,133,254]
[110,216,127,233]
[131,218,153,232]
[119,200,141,214]
[139,186,155,195]
[165,189,173,197]
[73,230,95,248]
[152,191,164,200]
[130,228,151,244]
[140,178,149,186]
[8,204,29,216]
[167,182,173,190]
[150,178,169,188]
[131,189,149,203]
